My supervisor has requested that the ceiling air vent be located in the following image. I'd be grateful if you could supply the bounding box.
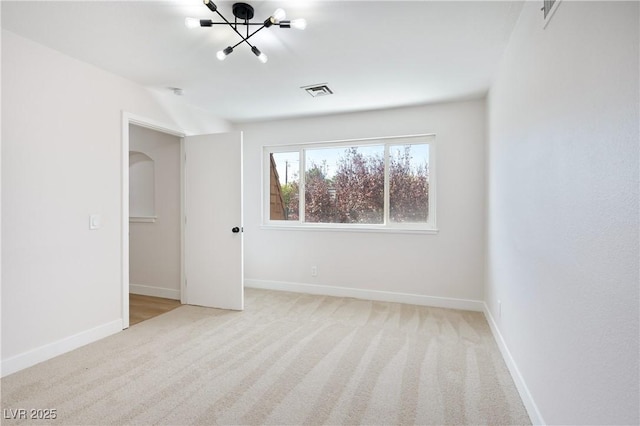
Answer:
[302,84,333,97]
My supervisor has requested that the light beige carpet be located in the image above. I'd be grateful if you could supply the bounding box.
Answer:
[1,288,530,425]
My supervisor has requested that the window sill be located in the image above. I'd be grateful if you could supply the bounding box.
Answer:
[130,216,157,223]
[260,224,438,235]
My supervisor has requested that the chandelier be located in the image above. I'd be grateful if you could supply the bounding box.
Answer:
[185,0,307,63]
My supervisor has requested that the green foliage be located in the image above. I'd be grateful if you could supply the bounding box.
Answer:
[281,181,299,220]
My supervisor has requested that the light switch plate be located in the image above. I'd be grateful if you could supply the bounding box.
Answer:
[89,214,101,230]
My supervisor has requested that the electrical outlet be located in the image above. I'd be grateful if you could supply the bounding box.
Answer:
[498,300,502,318]
[311,266,318,277]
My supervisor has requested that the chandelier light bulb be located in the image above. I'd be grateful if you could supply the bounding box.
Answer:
[252,46,268,63]
[272,8,286,22]
[217,46,233,61]
[185,17,199,28]
[203,0,217,13]
[290,18,307,30]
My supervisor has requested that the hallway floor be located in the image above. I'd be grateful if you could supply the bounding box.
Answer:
[129,294,181,326]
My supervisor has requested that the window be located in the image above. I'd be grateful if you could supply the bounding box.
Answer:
[264,135,436,232]
[542,0,561,27]
[542,0,555,18]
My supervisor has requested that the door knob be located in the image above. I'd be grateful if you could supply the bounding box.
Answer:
[232,227,240,233]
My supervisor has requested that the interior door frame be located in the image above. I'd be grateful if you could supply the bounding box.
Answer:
[121,111,186,329]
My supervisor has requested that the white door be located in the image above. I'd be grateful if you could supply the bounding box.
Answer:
[183,131,243,310]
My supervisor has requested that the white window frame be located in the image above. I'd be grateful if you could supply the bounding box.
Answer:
[542,0,562,28]
[262,134,437,234]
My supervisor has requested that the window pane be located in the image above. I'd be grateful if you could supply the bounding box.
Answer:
[269,152,299,220]
[305,145,384,224]
[389,144,429,223]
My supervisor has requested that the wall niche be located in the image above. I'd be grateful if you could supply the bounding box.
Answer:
[129,151,156,222]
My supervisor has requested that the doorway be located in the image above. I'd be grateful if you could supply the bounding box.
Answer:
[128,124,182,325]
[121,113,186,329]
[129,294,181,326]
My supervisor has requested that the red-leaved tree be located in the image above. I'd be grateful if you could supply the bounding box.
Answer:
[389,146,429,222]
[304,161,338,222]
[281,146,428,223]
[333,148,384,223]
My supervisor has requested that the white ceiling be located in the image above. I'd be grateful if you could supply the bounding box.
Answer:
[2,1,523,123]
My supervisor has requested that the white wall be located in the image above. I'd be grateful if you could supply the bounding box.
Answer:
[129,125,181,299]
[1,30,229,375]
[0,10,4,370]
[486,2,639,424]
[237,100,486,307]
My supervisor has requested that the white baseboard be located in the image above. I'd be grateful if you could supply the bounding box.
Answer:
[0,319,122,378]
[244,279,484,312]
[130,283,180,300]
[483,303,545,425]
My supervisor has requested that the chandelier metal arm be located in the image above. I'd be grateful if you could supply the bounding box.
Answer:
[212,8,248,45]
[205,22,265,26]
[227,23,267,50]
[231,36,253,50]
[243,25,267,44]
[202,21,292,28]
